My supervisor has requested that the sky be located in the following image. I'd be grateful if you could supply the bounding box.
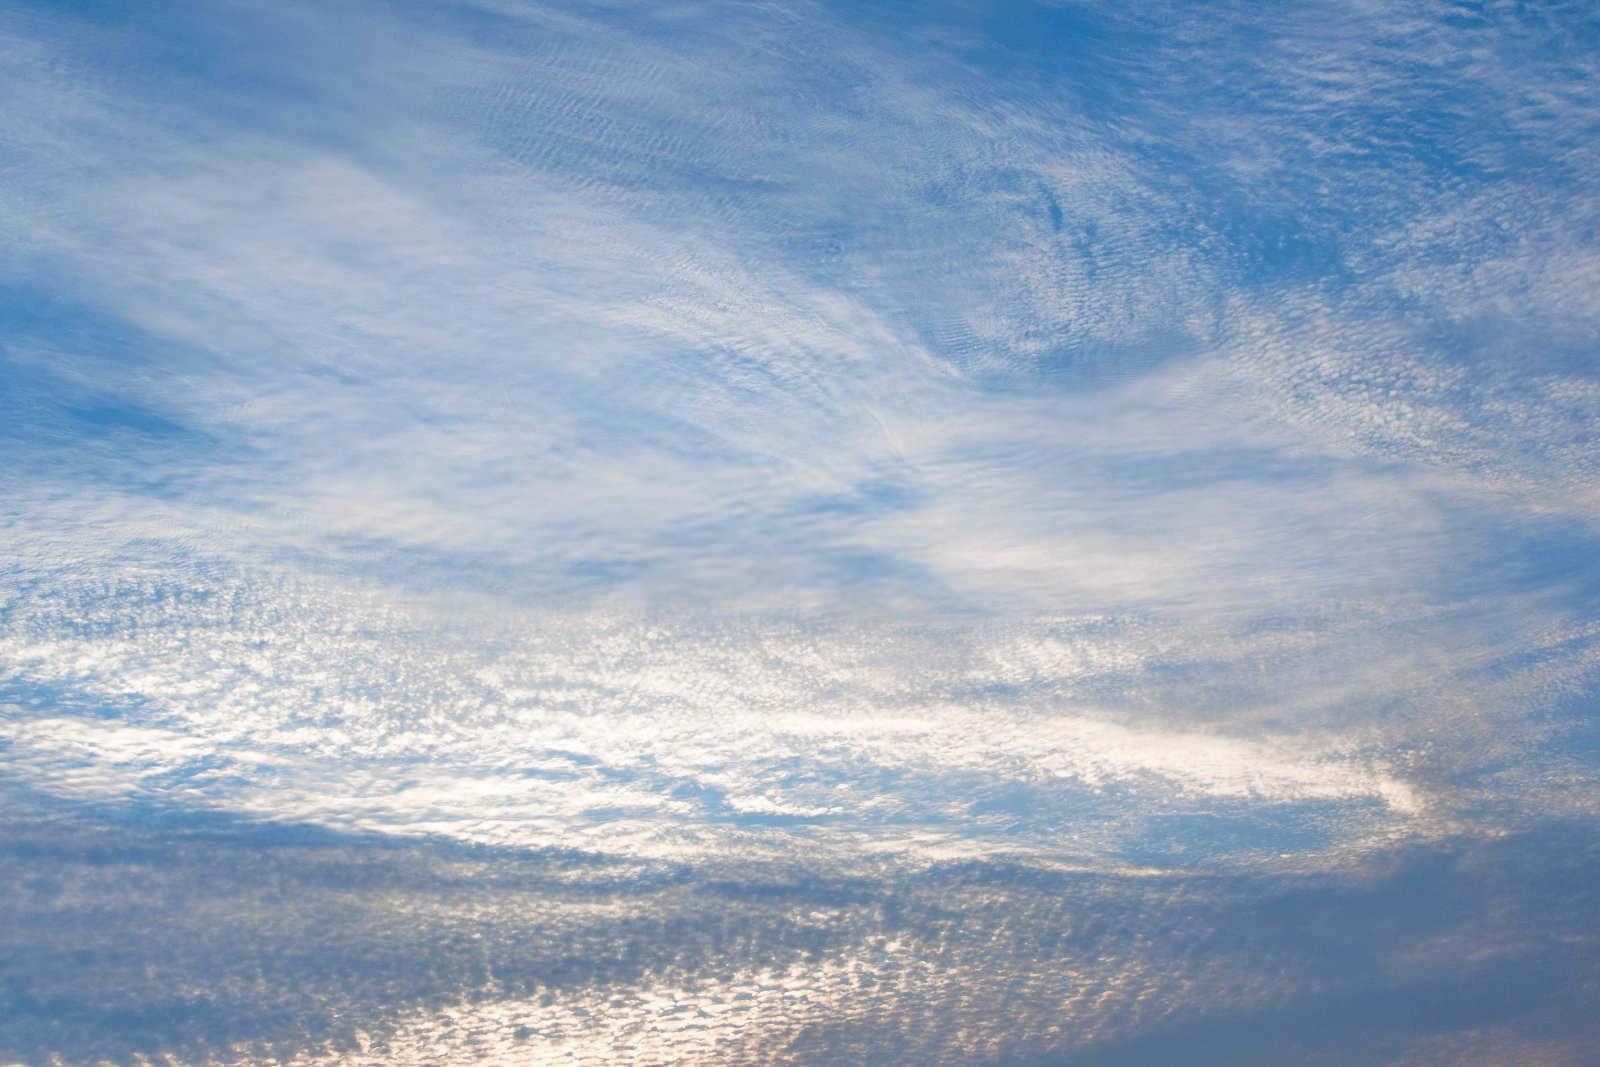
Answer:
[2,0,1599,1063]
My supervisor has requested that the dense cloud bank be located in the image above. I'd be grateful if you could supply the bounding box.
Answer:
[4,791,1596,1065]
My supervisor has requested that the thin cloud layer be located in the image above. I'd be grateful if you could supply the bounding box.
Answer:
[2,0,1598,1063]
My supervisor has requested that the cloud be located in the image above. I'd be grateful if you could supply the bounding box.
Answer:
[3,794,1594,1065]
[3,0,1599,1062]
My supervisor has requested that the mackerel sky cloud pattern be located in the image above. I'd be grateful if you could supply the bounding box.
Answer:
[2,1,1599,1063]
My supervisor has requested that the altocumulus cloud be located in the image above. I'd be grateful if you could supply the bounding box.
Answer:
[1,0,1599,1063]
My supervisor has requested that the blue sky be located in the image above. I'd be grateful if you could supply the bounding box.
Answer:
[2,0,1599,1063]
